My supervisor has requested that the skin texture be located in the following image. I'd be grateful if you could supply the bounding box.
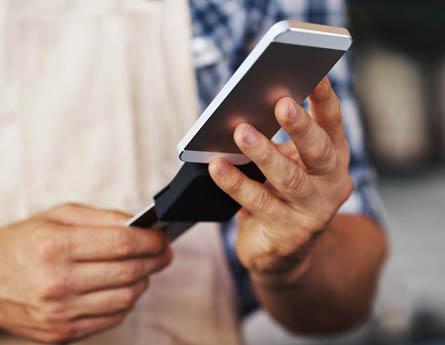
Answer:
[209,77,388,334]
[0,204,172,344]
[0,77,386,342]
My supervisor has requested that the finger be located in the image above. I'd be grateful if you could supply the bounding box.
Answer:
[71,249,172,293]
[40,203,131,227]
[0,326,64,345]
[274,97,338,174]
[274,141,298,159]
[68,279,148,318]
[233,123,314,203]
[68,226,169,261]
[309,77,349,154]
[60,310,129,343]
[274,141,307,170]
[7,311,129,344]
[209,158,291,228]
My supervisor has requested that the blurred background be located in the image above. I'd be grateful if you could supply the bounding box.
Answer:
[244,1,445,345]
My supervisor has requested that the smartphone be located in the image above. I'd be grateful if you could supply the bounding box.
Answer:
[177,20,352,165]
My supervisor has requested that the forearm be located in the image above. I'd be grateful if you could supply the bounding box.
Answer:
[251,213,388,335]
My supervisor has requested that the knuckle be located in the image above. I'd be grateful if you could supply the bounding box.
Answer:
[113,230,135,257]
[39,277,69,301]
[36,310,56,327]
[318,136,334,161]
[324,102,343,131]
[124,260,144,280]
[36,236,71,262]
[281,165,305,193]
[48,325,74,344]
[226,172,243,194]
[308,136,334,168]
[250,189,272,213]
[257,232,280,258]
[29,219,59,240]
[37,305,66,327]
[340,176,354,202]
[37,311,73,343]
[255,143,274,166]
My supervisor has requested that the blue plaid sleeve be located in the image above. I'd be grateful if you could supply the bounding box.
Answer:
[230,0,285,70]
[190,0,285,109]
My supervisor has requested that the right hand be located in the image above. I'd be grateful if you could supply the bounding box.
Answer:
[0,203,172,344]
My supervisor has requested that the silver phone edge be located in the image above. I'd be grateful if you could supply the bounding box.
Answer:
[176,20,352,164]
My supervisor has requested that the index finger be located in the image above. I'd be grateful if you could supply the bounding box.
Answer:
[39,203,131,227]
[67,225,169,261]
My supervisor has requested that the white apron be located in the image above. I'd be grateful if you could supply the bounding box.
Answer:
[0,0,242,344]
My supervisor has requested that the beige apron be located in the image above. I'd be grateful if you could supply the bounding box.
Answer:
[0,0,242,344]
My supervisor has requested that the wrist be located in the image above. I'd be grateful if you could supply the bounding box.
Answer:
[249,254,312,290]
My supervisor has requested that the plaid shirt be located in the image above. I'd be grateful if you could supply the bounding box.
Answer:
[189,0,383,317]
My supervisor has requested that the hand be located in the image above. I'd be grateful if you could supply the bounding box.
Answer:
[0,203,172,344]
[209,77,354,284]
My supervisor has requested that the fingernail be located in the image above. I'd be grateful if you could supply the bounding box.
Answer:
[217,160,228,176]
[244,126,257,144]
[288,101,297,119]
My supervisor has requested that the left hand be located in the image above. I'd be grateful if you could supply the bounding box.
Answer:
[209,77,354,284]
